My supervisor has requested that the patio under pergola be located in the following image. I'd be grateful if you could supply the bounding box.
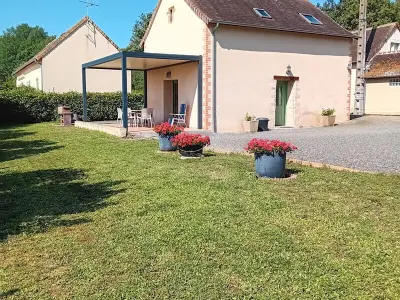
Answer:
[81,51,203,134]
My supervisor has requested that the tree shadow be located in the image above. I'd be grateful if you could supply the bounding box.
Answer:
[0,139,63,163]
[0,289,19,298]
[0,128,34,141]
[0,168,124,242]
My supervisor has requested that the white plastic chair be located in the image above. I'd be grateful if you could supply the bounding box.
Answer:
[117,108,123,125]
[170,104,188,127]
[138,108,154,127]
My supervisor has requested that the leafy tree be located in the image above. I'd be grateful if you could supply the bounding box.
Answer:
[0,24,55,85]
[318,0,400,31]
[126,13,153,92]
[126,13,152,52]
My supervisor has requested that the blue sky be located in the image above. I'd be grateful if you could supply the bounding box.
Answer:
[1,0,321,48]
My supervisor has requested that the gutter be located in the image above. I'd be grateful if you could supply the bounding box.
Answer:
[211,23,220,133]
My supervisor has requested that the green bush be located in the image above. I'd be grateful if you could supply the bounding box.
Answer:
[0,87,144,124]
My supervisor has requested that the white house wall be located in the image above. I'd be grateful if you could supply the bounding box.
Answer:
[16,63,42,89]
[380,28,400,53]
[144,0,204,55]
[215,26,351,132]
[42,23,131,93]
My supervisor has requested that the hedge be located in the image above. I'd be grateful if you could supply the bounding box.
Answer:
[0,88,144,124]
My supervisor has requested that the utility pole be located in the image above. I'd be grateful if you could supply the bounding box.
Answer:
[354,0,368,115]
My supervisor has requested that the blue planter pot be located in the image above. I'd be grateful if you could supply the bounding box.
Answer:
[158,136,176,151]
[255,152,286,178]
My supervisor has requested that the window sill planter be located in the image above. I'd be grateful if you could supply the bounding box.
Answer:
[178,145,204,158]
[320,115,336,127]
[158,136,177,151]
[242,120,259,133]
[255,152,287,178]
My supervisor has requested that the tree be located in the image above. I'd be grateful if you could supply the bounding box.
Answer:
[318,0,400,31]
[126,13,153,92]
[126,13,152,52]
[0,24,55,85]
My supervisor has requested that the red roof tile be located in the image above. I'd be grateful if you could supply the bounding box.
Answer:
[364,52,400,79]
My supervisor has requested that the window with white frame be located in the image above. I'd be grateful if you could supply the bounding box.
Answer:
[253,8,272,19]
[390,42,399,52]
[167,6,175,24]
[389,78,400,86]
[36,78,39,89]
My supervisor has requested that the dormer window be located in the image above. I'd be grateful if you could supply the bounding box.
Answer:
[390,42,399,52]
[300,13,322,25]
[253,8,272,19]
[167,7,175,24]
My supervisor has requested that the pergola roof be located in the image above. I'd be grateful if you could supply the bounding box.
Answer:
[82,51,202,71]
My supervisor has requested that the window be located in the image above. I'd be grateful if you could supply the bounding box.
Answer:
[253,8,272,19]
[36,78,39,89]
[27,80,31,87]
[167,6,175,24]
[389,78,400,86]
[390,42,399,52]
[300,13,322,25]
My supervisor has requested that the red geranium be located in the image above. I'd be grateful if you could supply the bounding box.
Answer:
[153,122,184,137]
[171,133,211,148]
[245,139,297,155]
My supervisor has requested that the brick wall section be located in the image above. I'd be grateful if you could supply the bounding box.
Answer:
[202,25,212,130]
[347,39,352,118]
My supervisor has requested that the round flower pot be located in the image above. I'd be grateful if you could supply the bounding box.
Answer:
[158,136,176,151]
[178,145,204,157]
[255,152,286,178]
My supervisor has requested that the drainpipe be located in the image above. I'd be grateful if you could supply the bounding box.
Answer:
[211,23,220,133]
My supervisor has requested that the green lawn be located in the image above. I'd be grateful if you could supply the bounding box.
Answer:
[1,123,400,299]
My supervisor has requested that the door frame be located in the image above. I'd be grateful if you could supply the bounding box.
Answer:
[275,81,289,126]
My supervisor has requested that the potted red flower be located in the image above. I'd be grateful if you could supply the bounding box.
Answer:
[153,122,184,151]
[245,139,297,178]
[171,133,211,158]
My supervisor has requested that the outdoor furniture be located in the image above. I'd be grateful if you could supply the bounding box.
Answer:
[170,104,188,127]
[128,109,142,127]
[137,108,154,127]
[117,108,123,125]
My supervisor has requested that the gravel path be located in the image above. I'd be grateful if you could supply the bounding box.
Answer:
[199,116,400,174]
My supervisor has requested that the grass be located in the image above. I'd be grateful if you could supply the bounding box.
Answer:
[1,123,400,299]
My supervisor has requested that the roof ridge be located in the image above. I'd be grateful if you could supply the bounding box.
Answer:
[14,16,120,75]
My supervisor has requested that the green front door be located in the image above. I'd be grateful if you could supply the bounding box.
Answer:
[275,81,288,126]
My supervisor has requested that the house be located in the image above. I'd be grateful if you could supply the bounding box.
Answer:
[350,22,400,115]
[13,16,130,93]
[140,0,354,132]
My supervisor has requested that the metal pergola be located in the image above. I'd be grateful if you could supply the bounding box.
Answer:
[82,51,203,129]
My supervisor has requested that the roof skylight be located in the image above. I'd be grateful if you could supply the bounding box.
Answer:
[300,13,322,25]
[254,8,272,19]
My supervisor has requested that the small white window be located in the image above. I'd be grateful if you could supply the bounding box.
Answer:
[27,80,31,87]
[36,78,39,89]
[389,78,400,86]
[253,8,272,19]
[300,13,322,25]
[390,42,399,52]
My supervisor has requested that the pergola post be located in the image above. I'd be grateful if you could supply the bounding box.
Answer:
[197,58,203,130]
[121,53,128,129]
[144,70,148,109]
[82,68,88,121]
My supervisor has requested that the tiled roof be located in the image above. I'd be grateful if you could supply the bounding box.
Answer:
[14,16,119,75]
[351,22,399,63]
[141,0,354,47]
[364,52,400,79]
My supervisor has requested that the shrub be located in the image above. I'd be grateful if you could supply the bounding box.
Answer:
[153,122,184,137]
[171,133,211,148]
[321,108,336,116]
[0,87,143,124]
[245,139,297,155]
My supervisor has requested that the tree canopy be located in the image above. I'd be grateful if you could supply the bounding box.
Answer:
[0,24,55,86]
[126,13,152,52]
[318,0,400,31]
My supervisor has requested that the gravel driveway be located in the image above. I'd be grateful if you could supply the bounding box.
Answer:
[201,116,400,174]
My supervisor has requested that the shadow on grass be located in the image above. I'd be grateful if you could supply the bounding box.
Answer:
[0,139,63,163]
[0,289,19,297]
[0,168,124,242]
